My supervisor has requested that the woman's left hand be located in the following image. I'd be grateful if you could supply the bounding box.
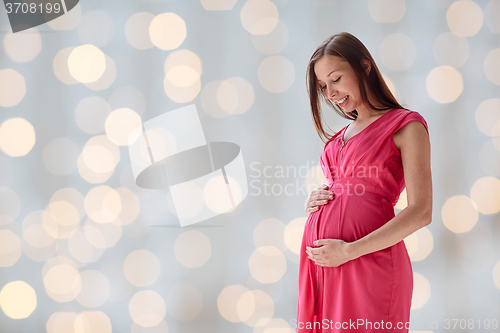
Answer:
[306,239,355,267]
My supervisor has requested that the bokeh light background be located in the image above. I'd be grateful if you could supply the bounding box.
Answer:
[1,0,500,332]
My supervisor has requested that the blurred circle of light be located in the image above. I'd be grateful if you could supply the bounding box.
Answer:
[47,2,81,30]
[484,48,500,86]
[284,217,307,254]
[0,229,22,267]
[248,246,287,284]
[201,78,255,118]
[0,69,26,107]
[43,138,79,176]
[403,226,433,261]
[201,81,230,118]
[129,290,166,327]
[368,0,406,23]
[75,96,112,134]
[115,188,140,226]
[253,218,286,251]
[125,12,155,50]
[77,11,114,47]
[48,200,81,228]
[217,77,255,115]
[165,283,203,321]
[149,13,186,50]
[484,0,500,33]
[446,0,483,37]
[166,65,199,87]
[43,263,82,302]
[53,47,79,85]
[304,164,328,194]
[204,175,242,213]
[131,320,169,333]
[75,270,110,308]
[83,223,106,249]
[84,55,117,91]
[50,188,86,221]
[251,20,289,55]
[253,318,293,333]
[410,272,431,309]
[237,290,274,327]
[240,0,279,35]
[479,141,500,176]
[0,187,21,225]
[105,108,143,146]
[22,237,58,263]
[0,281,37,319]
[0,117,35,156]
[108,86,146,116]
[475,98,500,137]
[442,195,478,233]
[84,186,122,224]
[84,217,122,248]
[432,32,469,68]
[258,55,295,93]
[470,177,500,214]
[74,311,112,333]
[163,67,201,103]
[201,0,238,10]
[40,214,63,241]
[22,210,56,248]
[68,44,106,83]
[425,66,463,103]
[3,28,42,62]
[82,135,120,172]
[382,75,401,102]
[218,285,251,323]
[123,250,161,287]
[174,230,211,268]
[47,312,78,333]
[379,33,416,71]
[68,228,104,264]
[164,49,202,76]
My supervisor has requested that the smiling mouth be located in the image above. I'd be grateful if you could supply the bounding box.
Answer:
[334,95,349,106]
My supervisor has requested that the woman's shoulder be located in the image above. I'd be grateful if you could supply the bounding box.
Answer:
[392,108,429,133]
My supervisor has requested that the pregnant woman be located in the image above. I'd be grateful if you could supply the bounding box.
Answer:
[296,32,433,332]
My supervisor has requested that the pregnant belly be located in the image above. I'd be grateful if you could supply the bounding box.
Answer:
[309,188,395,244]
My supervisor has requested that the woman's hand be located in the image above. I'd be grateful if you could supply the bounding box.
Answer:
[304,184,334,214]
[306,239,355,267]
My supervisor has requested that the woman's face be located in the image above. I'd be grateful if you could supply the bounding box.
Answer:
[314,55,367,113]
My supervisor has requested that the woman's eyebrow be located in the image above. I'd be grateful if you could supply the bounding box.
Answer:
[317,70,340,83]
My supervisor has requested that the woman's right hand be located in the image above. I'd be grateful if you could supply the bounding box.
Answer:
[304,184,334,214]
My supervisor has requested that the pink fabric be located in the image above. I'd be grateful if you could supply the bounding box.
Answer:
[297,108,429,333]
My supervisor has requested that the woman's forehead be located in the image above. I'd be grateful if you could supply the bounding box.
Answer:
[315,57,348,81]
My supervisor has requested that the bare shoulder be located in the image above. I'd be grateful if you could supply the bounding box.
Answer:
[393,120,429,152]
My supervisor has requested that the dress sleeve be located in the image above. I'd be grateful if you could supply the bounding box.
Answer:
[394,111,429,135]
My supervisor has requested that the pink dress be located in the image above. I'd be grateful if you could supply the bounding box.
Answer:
[296,108,429,333]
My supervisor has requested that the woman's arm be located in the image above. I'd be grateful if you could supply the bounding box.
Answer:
[306,121,432,266]
[349,120,432,259]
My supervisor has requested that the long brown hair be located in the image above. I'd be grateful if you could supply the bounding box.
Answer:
[306,32,407,143]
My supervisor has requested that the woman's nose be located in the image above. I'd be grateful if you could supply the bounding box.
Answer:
[327,88,336,101]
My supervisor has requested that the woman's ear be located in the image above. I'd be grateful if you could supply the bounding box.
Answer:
[361,59,371,76]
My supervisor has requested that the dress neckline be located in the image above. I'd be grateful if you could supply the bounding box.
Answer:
[341,108,397,144]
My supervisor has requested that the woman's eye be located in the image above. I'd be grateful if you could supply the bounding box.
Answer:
[333,77,341,83]
[321,85,326,90]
